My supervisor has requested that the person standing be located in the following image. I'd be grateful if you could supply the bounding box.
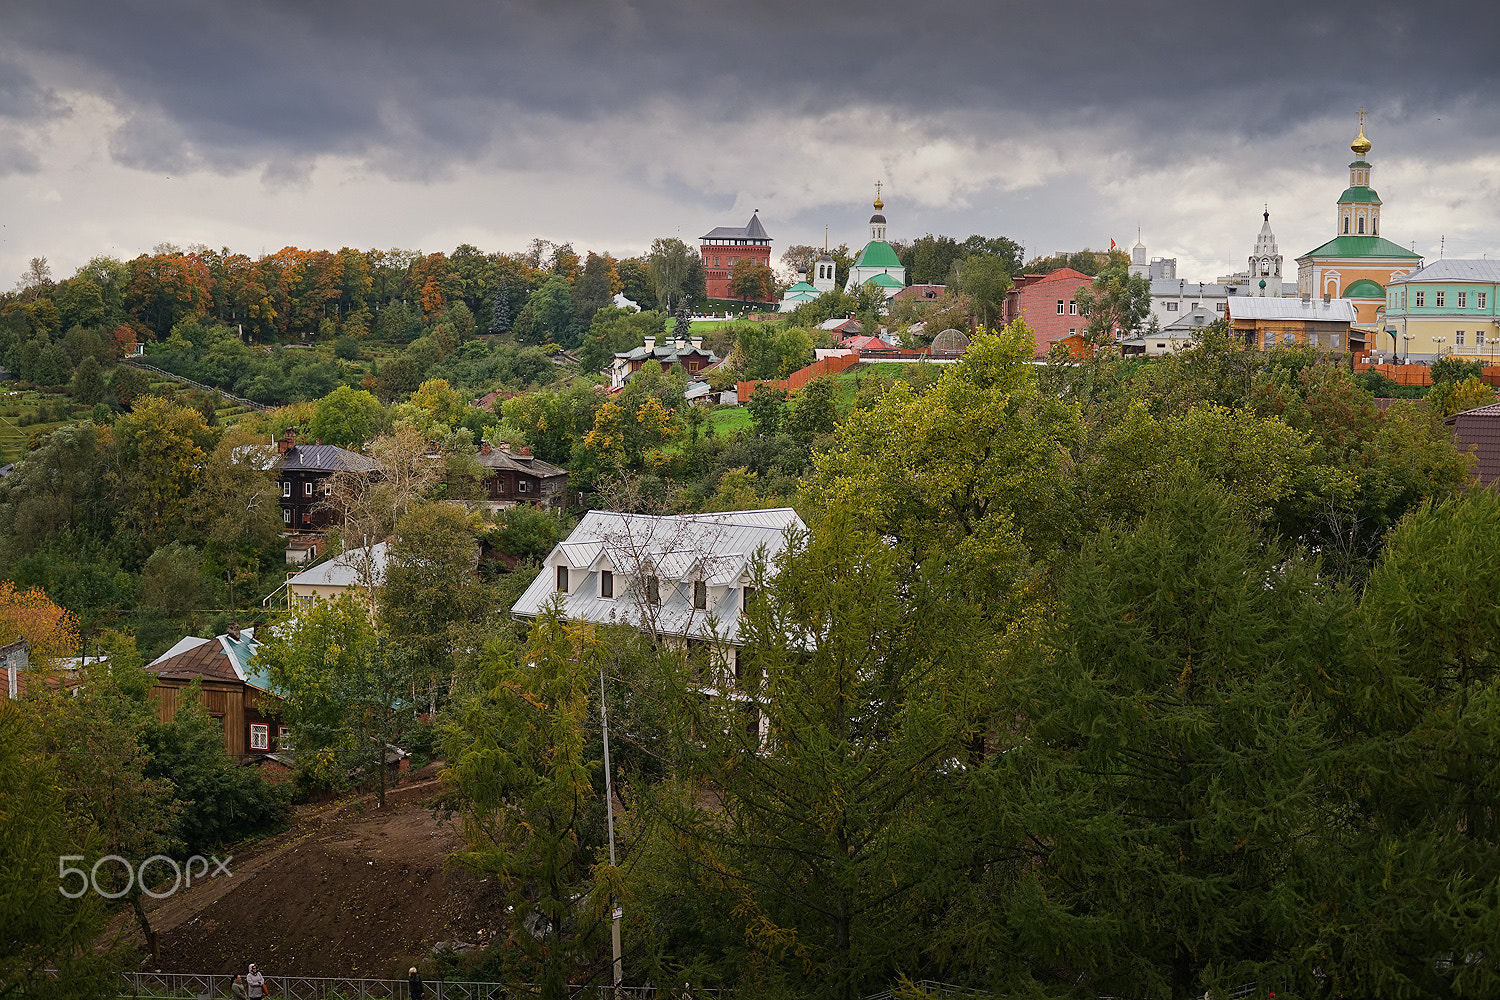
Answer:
[246,963,265,999]
[231,974,248,1000]
[408,966,425,999]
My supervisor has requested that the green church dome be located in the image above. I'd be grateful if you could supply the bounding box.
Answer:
[1342,278,1385,298]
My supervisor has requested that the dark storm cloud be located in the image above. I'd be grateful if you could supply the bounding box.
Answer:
[5,0,1499,174]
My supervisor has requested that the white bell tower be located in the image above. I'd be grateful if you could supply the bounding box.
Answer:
[1248,207,1283,297]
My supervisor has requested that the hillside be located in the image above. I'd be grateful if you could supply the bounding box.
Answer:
[115,765,507,980]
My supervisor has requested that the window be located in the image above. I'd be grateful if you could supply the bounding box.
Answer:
[1458,291,1468,308]
[556,565,569,593]
[1331,334,1341,349]
[300,512,311,525]
[1308,332,1320,348]
[714,256,720,266]
[1166,301,1179,312]
[249,724,270,751]
[1480,292,1488,309]
[1436,291,1446,308]
[1456,331,1466,346]
[693,580,707,610]
[282,509,291,524]
[278,726,291,748]
[1156,343,1167,350]
[686,638,709,684]
[646,575,660,605]
[519,480,532,493]
[304,482,314,496]
[1344,218,1349,234]
[1264,331,1275,347]
[323,481,332,496]
[742,585,756,612]
[1477,331,1486,346]
[1215,302,1226,313]
[1358,218,1365,234]
[1415,291,1425,307]
[1056,300,1065,315]
[1068,300,1077,314]
[282,481,291,497]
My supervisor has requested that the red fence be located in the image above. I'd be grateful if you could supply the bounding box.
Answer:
[736,352,865,402]
[1353,362,1500,387]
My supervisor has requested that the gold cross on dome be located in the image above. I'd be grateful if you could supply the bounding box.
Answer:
[1357,106,1367,130]
[875,180,882,200]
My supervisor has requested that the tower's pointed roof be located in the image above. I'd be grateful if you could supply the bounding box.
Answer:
[743,212,769,240]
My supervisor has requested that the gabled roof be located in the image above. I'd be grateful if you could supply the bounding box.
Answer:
[1299,236,1422,260]
[614,342,720,364]
[276,444,381,474]
[1388,259,1500,284]
[1162,306,1218,333]
[511,508,806,642]
[1227,297,1357,322]
[854,241,903,269]
[147,628,273,691]
[784,281,817,294]
[476,446,567,480]
[289,542,391,590]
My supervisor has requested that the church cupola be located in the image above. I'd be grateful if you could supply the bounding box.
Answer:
[869,182,887,242]
[1337,109,1382,238]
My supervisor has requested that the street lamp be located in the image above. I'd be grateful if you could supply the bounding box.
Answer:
[1402,333,1414,362]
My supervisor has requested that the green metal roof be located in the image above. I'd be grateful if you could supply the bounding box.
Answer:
[785,281,816,293]
[1300,235,1421,260]
[855,240,903,269]
[1343,278,1385,298]
[866,273,905,288]
[1337,186,1382,204]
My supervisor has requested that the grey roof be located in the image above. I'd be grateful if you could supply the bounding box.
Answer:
[1227,297,1357,322]
[701,212,771,242]
[289,542,390,589]
[1150,279,1232,297]
[511,508,805,643]
[1389,259,1500,284]
[614,342,720,364]
[277,444,380,474]
[476,446,567,479]
[1162,305,1218,333]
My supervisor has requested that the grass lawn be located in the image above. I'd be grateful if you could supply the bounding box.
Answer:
[706,404,751,436]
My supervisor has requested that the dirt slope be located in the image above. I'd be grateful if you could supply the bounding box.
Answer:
[119,766,508,980]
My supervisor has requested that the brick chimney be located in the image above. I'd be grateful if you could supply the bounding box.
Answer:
[480,440,492,456]
[500,441,512,453]
[226,624,241,641]
[644,336,656,351]
[519,446,532,457]
[277,428,297,455]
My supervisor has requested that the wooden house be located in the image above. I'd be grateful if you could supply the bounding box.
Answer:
[274,429,382,532]
[476,440,568,511]
[145,628,284,757]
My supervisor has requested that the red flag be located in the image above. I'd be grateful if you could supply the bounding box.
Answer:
[1110,238,1117,251]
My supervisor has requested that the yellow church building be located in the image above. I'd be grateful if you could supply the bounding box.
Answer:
[1295,114,1422,334]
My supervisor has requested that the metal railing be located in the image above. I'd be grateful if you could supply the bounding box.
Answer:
[120,975,724,1000]
[118,359,270,412]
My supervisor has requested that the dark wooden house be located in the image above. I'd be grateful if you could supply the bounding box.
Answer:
[476,440,568,511]
[274,429,381,531]
[145,628,284,758]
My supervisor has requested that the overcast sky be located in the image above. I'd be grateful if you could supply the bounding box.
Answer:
[3,0,1499,289]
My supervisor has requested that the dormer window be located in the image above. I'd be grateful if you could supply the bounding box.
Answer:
[693,580,707,610]
[556,565,569,593]
[742,585,757,612]
[646,576,660,606]
[600,570,613,599]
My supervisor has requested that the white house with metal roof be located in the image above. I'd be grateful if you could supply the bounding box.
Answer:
[512,508,805,692]
[284,541,390,607]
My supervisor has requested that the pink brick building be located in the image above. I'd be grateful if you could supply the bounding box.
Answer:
[1001,268,1095,357]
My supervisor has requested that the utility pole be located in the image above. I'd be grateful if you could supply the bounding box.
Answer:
[600,665,623,991]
